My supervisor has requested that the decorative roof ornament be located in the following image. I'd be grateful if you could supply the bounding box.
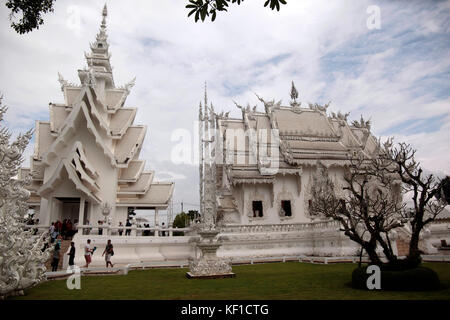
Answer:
[57,73,79,91]
[234,101,246,119]
[122,77,136,93]
[57,72,68,91]
[80,68,97,88]
[351,115,371,130]
[290,81,300,108]
[308,102,330,113]
[255,93,282,114]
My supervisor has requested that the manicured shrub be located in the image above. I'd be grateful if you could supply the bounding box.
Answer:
[351,265,441,291]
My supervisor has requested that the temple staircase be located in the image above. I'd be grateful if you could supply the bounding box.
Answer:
[45,239,72,271]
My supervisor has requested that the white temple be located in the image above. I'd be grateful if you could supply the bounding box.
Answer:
[15,7,446,268]
[19,5,174,231]
[211,82,378,226]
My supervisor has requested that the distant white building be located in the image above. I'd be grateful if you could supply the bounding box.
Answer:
[19,5,174,231]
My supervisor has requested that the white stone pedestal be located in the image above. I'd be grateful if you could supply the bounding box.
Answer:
[187,229,235,279]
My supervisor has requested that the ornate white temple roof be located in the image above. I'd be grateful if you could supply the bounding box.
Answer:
[21,5,173,210]
[119,160,146,182]
[117,171,154,194]
[116,182,175,207]
[214,83,379,183]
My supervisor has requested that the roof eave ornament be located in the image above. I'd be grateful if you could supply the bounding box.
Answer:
[57,72,68,91]
[123,77,136,93]
[290,81,301,108]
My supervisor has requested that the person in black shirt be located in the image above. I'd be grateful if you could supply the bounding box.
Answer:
[51,240,61,272]
[125,219,132,236]
[102,239,114,268]
[68,242,76,269]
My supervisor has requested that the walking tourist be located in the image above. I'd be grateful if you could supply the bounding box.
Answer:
[98,220,103,235]
[49,222,56,243]
[102,239,114,268]
[118,222,123,236]
[68,241,76,269]
[83,239,94,268]
[51,238,61,272]
[125,219,132,236]
[50,222,59,243]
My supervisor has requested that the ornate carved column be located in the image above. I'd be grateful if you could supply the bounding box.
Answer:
[187,86,234,279]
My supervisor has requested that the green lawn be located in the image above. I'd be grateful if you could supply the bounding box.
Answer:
[13,262,450,300]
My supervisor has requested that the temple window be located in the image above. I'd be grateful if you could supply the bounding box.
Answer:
[281,200,292,216]
[98,43,103,48]
[252,201,263,217]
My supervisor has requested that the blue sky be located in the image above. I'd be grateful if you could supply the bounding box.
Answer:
[0,0,449,216]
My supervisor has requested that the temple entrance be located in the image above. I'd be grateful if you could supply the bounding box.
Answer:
[54,197,89,224]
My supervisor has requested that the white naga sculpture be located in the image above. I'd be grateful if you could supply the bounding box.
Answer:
[0,98,52,299]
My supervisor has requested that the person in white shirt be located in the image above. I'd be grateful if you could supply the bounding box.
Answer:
[49,222,56,243]
[83,239,94,268]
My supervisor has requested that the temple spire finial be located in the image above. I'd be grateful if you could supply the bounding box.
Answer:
[82,3,114,89]
[204,81,208,110]
[101,4,108,30]
[203,82,208,118]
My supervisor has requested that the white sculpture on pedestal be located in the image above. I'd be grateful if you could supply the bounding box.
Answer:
[187,87,234,278]
[0,99,52,299]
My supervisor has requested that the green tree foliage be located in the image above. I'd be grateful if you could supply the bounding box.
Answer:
[5,0,55,34]
[186,0,287,22]
[173,212,188,228]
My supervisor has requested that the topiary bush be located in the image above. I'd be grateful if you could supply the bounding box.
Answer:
[352,265,441,291]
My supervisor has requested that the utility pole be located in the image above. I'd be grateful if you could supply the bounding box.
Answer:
[181,201,184,213]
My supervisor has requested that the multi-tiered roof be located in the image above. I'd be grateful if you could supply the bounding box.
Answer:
[212,82,378,215]
[20,5,174,209]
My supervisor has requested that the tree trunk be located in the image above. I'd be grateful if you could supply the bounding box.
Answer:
[376,234,397,265]
[363,242,382,266]
[407,231,422,267]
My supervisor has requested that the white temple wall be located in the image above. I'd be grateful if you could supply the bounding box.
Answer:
[239,183,273,224]
[68,234,195,267]
[273,174,309,223]
[66,226,364,268]
[228,165,350,226]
